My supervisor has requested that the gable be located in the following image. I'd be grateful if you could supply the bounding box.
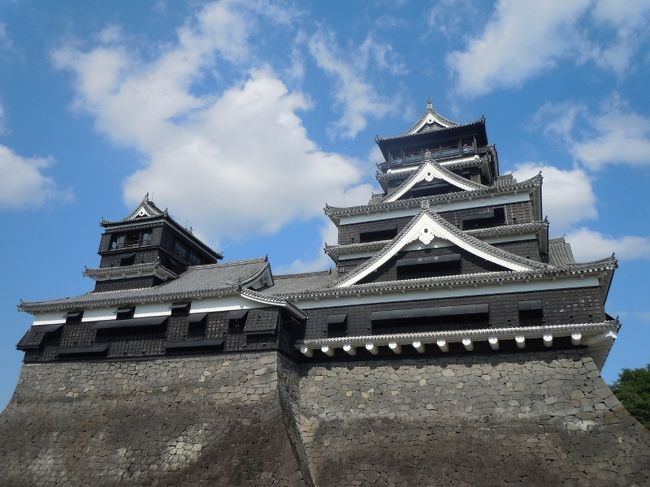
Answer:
[384,159,486,203]
[337,211,546,287]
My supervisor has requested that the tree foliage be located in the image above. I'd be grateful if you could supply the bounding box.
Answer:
[612,364,650,429]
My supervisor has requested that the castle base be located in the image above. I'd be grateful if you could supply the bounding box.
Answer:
[1,351,648,486]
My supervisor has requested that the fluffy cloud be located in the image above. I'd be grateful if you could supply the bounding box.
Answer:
[566,228,650,261]
[588,0,650,74]
[446,0,650,97]
[0,22,13,51]
[0,145,69,209]
[511,163,597,233]
[533,96,650,170]
[308,31,396,139]
[446,0,590,97]
[53,1,372,243]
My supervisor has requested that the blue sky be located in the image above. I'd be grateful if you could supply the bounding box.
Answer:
[1,0,649,410]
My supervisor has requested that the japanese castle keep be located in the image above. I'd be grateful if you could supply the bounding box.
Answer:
[2,102,649,486]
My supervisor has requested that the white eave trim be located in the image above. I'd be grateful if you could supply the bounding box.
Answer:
[298,322,617,349]
[297,321,619,369]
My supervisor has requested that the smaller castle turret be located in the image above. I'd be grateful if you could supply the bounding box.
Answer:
[85,195,223,291]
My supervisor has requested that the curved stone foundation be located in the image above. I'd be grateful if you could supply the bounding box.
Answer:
[1,351,648,486]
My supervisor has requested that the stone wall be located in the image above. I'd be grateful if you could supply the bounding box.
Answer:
[1,350,649,486]
[279,350,650,486]
[0,353,308,487]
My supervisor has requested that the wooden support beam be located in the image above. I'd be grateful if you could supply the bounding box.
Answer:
[515,335,525,349]
[300,346,313,357]
[412,340,425,353]
[488,337,499,350]
[321,346,335,357]
[571,333,582,346]
[343,344,356,356]
[365,343,379,355]
[543,334,553,347]
[436,339,449,352]
[388,342,401,354]
[462,338,474,351]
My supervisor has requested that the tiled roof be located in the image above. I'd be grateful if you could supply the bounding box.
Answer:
[548,238,577,265]
[262,271,338,295]
[401,101,459,135]
[269,258,617,301]
[19,258,269,313]
[83,262,178,281]
[377,117,485,143]
[325,174,542,220]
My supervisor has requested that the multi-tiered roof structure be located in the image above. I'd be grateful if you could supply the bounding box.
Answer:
[3,102,648,486]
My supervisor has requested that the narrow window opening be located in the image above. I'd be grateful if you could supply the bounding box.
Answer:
[359,226,398,243]
[518,300,543,326]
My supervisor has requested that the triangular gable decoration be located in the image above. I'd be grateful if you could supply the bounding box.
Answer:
[383,153,486,203]
[337,211,546,287]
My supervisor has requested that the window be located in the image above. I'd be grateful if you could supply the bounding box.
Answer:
[120,254,135,266]
[173,239,189,260]
[170,302,191,317]
[228,310,248,334]
[110,230,153,250]
[187,313,207,338]
[115,306,135,320]
[65,311,83,324]
[396,254,461,280]
[518,300,543,326]
[359,226,398,243]
[371,304,489,334]
[326,314,347,338]
[462,208,506,230]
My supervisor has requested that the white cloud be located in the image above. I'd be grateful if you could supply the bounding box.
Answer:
[53,1,372,243]
[566,228,650,261]
[0,22,13,51]
[533,96,650,170]
[428,0,482,39]
[511,163,597,233]
[588,0,650,74]
[308,30,395,139]
[446,0,650,97]
[0,145,69,209]
[446,0,590,97]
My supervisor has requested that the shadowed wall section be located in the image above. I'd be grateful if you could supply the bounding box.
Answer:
[277,350,650,487]
[1,351,649,486]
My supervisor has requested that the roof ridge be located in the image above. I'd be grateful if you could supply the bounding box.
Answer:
[189,257,267,270]
[377,117,484,142]
[273,270,332,279]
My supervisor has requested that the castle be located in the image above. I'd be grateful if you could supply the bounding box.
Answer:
[1,102,648,486]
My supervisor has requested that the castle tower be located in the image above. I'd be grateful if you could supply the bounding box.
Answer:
[1,102,648,486]
[88,194,223,291]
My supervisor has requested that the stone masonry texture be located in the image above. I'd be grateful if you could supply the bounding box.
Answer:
[1,350,649,486]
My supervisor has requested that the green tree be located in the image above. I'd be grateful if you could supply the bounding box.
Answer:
[611,364,650,429]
